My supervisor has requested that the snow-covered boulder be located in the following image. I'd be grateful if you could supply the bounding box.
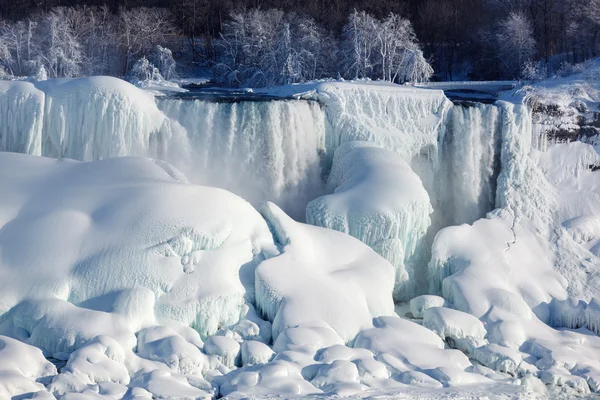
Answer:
[0,335,57,399]
[136,326,212,375]
[256,202,395,343]
[204,335,241,369]
[410,295,447,319]
[423,307,487,353]
[0,153,277,339]
[307,141,433,301]
[241,341,274,366]
[353,316,488,387]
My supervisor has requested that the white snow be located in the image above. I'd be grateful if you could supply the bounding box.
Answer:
[423,307,488,353]
[0,152,277,339]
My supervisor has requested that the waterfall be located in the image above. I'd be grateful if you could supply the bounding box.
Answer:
[156,98,326,220]
[434,102,504,228]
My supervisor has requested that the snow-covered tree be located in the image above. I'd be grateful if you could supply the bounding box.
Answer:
[215,9,334,87]
[37,8,84,78]
[340,10,432,83]
[148,45,178,81]
[119,8,180,73]
[496,12,536,78]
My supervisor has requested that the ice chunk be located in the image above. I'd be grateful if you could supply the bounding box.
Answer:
[307,141,433,301]
[256,202,395,343]
[410,295,447,319]
[423,307,488,354]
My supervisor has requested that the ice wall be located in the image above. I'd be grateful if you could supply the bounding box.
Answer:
[157,98,326,220]
[0,78,327,220]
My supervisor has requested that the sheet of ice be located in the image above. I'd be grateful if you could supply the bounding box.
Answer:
[0,152,277,340]
[255,202,395,343]
[307,141,433,301]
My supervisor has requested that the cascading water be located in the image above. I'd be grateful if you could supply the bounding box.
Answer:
[434,102,504,229]
[156,98,326,220]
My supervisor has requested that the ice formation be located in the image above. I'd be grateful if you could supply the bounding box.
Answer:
[307,141,433,301]
[0,75,599,398]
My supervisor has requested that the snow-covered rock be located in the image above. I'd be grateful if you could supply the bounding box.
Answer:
[241,341,274,366]
[0,335,57,399]
[307,141,433,301]
[410,295,447,319]
[423,307,488,353]
[203,335,241,369]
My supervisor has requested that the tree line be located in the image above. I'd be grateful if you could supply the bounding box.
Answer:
[0,0,599,84]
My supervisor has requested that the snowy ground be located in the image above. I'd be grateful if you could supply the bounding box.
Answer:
[0,68,599,399]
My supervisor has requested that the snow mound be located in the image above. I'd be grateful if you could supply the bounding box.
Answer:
[353,316,489,387]
[256,202,395,343]
[0,152,277,340]
[307,141,433,301]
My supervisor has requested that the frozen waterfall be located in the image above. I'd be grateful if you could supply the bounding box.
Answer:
[0,78,533,301]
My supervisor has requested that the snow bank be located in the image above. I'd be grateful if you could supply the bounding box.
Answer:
[256,202,395,343]
[307,141,433,301]
[0,152,277,339]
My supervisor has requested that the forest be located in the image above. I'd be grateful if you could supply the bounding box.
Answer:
[0,0,599,85]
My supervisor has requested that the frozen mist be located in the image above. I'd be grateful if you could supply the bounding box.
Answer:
[0,77,599,399]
